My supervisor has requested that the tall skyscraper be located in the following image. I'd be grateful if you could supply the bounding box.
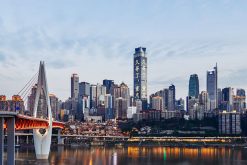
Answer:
[168,84,176,111]
[217,88,222,109]
[105,94,114,120]
[71,74,79,99]
[103,79,114,94]
[89,84,106,108]
[207,64,218,110]
[222,87,233,111]
[163,88,169,111]
[133,47,147,109]
[78,82,90,121]
[90,85,97,108]
[188,74,199,98]
[113,82,130,118]
[79,82,90,97]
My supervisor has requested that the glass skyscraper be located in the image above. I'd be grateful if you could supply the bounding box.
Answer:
[207,64,218,110]
[133,47,147,109]
[188,74,199,98]
[103,79,114,94]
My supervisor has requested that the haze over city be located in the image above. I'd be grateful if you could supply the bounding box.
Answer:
[0,0,247,101]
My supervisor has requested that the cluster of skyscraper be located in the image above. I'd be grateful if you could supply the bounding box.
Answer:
[51,47,246,132]
[52,47,151,122]
[186,64,246,119]
[62,76,132,121]
[1,46,244,135]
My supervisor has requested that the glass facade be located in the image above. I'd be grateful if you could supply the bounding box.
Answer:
[133,47,147,109]
[188,74,199,98]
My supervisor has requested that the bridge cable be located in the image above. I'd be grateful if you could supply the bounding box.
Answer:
[21,74,38,102]
[18,71,38,96]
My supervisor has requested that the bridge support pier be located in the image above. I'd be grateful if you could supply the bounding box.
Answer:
[7,117,15,165]
[33,127,52,159]
[0,118,4,165]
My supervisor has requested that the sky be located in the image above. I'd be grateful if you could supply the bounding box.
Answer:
[0,0,247,101]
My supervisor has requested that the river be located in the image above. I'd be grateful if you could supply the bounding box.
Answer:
[5,146,247,165]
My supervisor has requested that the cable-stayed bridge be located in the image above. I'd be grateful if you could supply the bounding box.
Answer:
[0,61,65,165]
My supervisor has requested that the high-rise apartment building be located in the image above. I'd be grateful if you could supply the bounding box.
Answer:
[133,47,147,109]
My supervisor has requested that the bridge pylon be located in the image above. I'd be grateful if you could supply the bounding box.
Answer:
[33,61,53,159]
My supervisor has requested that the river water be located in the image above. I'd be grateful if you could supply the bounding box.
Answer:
[5,146,247,165]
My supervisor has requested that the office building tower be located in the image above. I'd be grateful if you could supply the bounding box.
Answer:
[89,84,106,109]
[188,74,199,98]
[217,88,222,109]
[79,82,90,97]
[207,64,218,110]
[133,47,148,109]
[103,79,114,94]
[105,94,114,120]
[90,85,97,108]
[222,87,233,111]
[163,88,169,111]
[168,84,176,111]
[71,74,79,99]
[96,84,106,106]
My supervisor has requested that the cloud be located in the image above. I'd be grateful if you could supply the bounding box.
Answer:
[0,52,6,62]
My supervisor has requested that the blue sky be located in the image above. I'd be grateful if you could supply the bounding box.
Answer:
[0,0,247,100]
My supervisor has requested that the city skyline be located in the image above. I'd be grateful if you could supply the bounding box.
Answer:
[0,0,247,101]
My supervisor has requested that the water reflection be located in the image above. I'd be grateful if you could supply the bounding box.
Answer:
[8,146,247,165]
